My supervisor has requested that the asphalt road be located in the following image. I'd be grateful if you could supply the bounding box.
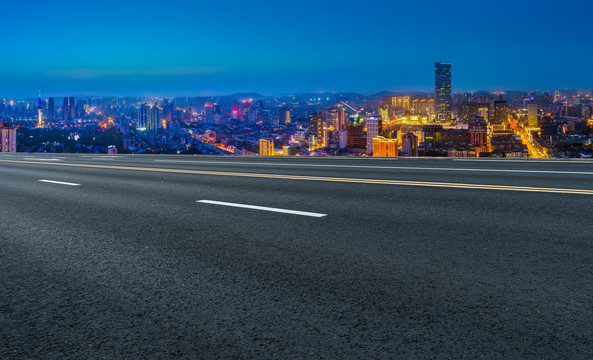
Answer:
[1,154,593,359]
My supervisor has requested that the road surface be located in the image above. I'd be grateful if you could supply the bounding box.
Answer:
[1,154,592,359]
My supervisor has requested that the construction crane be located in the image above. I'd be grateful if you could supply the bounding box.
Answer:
[339,101,359,114]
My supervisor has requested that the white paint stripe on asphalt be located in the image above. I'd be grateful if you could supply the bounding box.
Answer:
[38,180,81,186]
[23,158,64,162]
[197,200,327,218]
[155,159,593,175]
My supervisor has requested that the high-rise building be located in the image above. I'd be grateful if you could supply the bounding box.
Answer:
[435,62,452,122]
[347,115,366,150]
[528,101,539,127]
[259,139,274,156]
[308,112,324,147]
[366,114,382,155]
[69,97,76,119]
[326,108,339,130]
[492,101,508,125]
[468,117,488,147]
[63,97,69,121]
[37,89,44,128]
[0,123,16,152]
[280,108,291,125]
[138,104,149,129]
[48,97,54,122]
[373,136,398,157]
[150,105,161,130]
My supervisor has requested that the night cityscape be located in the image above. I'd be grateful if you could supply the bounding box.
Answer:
[2,0,593,359]
[2,67,593,158]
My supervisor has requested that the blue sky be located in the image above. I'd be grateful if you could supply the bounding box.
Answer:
[1,0,590,97]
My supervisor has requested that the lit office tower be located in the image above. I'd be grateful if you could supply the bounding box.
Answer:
[366,114,382,155]
[434,62,452,122]
[528,101,539,127]
[259,139,274,156]
[492,101,508,125]
[48,97,54,122]
[308,112,324,147]
[37,89,44,128]
[337,106,346,131]
[138,104,149,129]
[326,108,339,129]
[69,97,76,119]
[280,108,291,125]
[63,97,69,121]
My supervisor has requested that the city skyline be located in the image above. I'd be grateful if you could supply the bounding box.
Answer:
[1,0,591,97]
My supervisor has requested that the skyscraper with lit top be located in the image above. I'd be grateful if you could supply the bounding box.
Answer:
[37,89,44,128]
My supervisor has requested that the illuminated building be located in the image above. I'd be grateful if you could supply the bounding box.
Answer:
[37,89,44,128]
[478,107,488,122]
[308,112,324,147]
[379,105,389,121]
[280,108,291,125]
[468,117,488,147]
[0,123,16,152]
[63,97,69,121]
[457,103,487,123]
[150,105,161,130]
[137,104,149,129]
[528,101,539,127]
[231,102,240,120]
[373,136,398,157]
[383,96,411,110]
[48,97,54,122]
[492,101,508,126]
[259,139,274,156]
[241,101,251,121]
[347,115,366,150]
[337,106,346,131]
[435,62,452,122]
[326,108,339,130]
[366,115,382,154]
[422,125,442,143]
[326,130,347,150]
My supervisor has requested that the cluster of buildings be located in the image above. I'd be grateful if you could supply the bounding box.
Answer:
[1,63,592,157]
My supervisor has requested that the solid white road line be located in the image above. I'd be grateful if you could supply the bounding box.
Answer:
[23,158,64,162]
[197,200,327,218]
[155,159,593,176]
[38,180,81,186]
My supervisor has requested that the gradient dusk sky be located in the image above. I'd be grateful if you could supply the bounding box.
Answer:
[1,0,591,97]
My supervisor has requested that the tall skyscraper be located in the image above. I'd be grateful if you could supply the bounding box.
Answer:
[308,112,324,147]
[63,97,69,122]
[435,62,452,122]
[48,97,54,122]
[37,89,44,128]
[528,101,539,127]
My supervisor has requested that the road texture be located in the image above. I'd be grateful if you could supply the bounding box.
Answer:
[1,153,592,359]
